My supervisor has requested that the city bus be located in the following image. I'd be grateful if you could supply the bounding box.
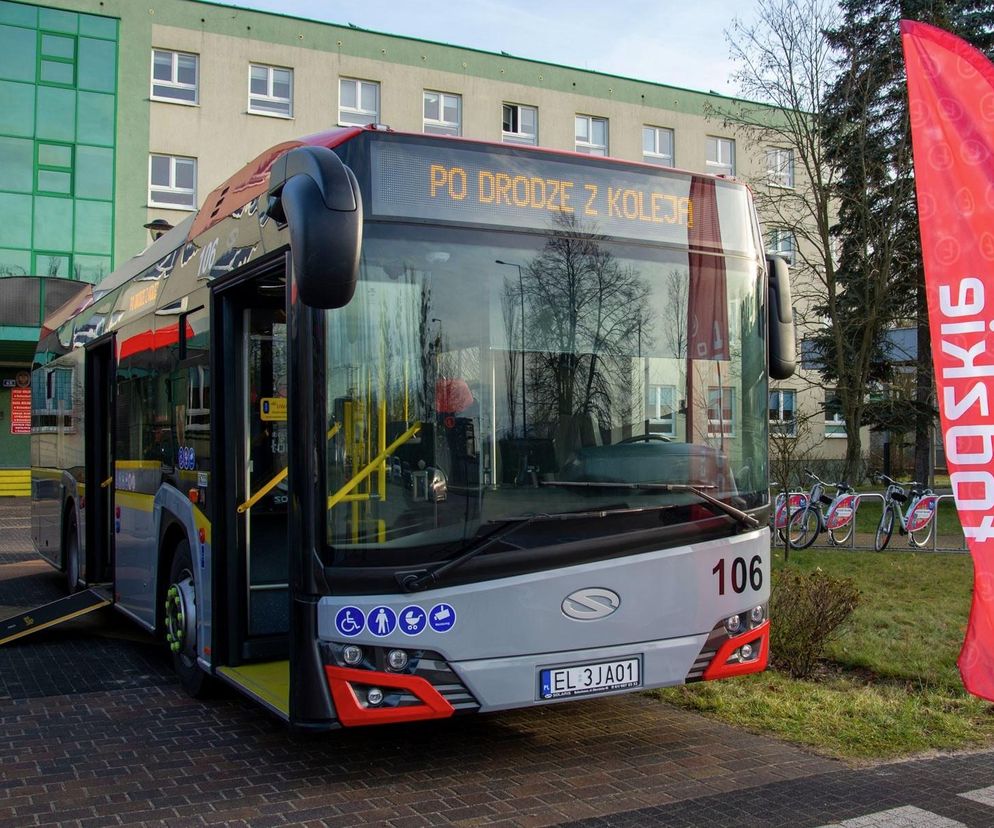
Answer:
[27,126,795,730]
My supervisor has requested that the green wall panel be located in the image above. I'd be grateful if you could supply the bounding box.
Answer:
[0,193,31,247]
[0,82,34,136]
[0,137,33,191]
[35,84,75,141]
[0,23,36,81]
[33,195,72,250]
[76,90,113,145]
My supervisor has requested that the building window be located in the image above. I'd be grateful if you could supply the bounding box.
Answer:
[767,147,794,187]
[706,136,735,176]
[35,142,73,196]
[769,389,796,436]
[151,49,198,104]
[339,77,379,126]
[423,91,461,135]
[825,389,846,437]
[38,31,76,86]
[642,126,674,166]
[248,64,293,118]
[149,154,196,210]
[502,103,537,145]
[32,366,74,432]
[768,228,796,264]
[646,384,677,436]
[707,386,735,436]
[575,115,608,155]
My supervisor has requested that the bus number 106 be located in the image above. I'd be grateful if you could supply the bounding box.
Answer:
[712,556,763,595]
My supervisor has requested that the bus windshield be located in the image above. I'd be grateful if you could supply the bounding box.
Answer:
[324,218,767,565]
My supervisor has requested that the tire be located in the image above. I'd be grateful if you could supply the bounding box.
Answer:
[65,509,80,594]
[875,507,895,552]
[788,506,819,549]
[164,539,212,698]
[909,515,934,549]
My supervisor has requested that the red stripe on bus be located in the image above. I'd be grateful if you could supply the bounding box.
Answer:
[323,665,454,727]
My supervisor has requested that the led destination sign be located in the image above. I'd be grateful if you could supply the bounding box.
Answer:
[369,141,747,247]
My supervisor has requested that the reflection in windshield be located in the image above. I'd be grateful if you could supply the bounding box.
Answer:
[325,214,766,559]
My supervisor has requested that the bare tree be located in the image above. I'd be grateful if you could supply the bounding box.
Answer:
[520,213,651,428]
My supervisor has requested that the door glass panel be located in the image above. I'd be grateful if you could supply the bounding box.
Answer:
[244,306,289,637]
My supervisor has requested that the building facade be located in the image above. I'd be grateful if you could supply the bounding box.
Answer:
[0,0,836,487]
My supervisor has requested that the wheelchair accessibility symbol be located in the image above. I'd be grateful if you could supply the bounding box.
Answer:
[335,606,365,637]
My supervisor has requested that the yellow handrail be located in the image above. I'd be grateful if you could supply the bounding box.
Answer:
[100,476,113,488]
[237,422,340,515]
[237,467,287,514]
[328,421,421,511]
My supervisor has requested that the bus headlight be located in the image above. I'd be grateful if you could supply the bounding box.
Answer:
[724,614,743,634]
[342,645,364,666]
[387,649,409,671]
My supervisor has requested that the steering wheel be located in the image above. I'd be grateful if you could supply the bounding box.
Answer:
[618,434,672,444]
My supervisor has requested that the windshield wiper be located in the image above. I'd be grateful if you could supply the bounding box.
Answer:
[540,481,760,529]
[399,513,546,592]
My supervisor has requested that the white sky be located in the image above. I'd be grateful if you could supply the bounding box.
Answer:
[213,0,756,96]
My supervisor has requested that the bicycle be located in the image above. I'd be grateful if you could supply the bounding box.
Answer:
[787,469,860,549]
[873,473,938,551]
[772,488,808,543]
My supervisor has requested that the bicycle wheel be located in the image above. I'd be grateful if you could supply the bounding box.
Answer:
[909,515,934,549]
[875,507,895,552]
[788,506,819,549]
[829,514,854,546]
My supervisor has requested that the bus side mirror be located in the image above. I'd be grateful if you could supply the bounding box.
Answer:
[766,255,796,380]
[267,146,363,309]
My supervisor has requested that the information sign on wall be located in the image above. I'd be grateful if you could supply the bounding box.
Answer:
[10,388,31,435]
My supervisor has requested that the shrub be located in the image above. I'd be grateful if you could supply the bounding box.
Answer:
[771,568,860,678]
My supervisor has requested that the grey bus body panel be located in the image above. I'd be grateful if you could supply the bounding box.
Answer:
[317,529,769,710]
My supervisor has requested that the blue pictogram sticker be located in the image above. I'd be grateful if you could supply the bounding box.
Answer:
[428,602,456,633]
[335,606,365,637]
[399,605,427,636]
[369,606,397,637]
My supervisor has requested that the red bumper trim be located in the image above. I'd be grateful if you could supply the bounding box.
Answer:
[323,665,455,727]
[702,620,770,681]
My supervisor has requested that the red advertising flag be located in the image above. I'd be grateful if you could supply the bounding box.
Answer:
[902,20,994,701]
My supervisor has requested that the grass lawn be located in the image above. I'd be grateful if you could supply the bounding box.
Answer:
[656,546,994,761]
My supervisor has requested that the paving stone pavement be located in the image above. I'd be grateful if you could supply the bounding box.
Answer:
[1,498,993,828]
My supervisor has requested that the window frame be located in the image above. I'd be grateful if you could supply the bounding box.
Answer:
[707,385,736,437]
[824,388,847,438]
[35,141,74,197]
[150,48,199,105]
[646,383,677,437]
[769,388,797,437]
[248,63,294,119]
[766,147,795,188]
[502,102,538,145]
[423,90,462,136]
[338,77,380,126]
[148,153,197,211]
[768,228,796,265]
[575,114,608,156]
[706,136,735,176]
[37,30,76,88]
[642,125,674,166]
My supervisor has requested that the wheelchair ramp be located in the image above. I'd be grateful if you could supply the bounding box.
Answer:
[0,587,113,646]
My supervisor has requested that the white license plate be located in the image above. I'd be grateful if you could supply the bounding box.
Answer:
[539,657,641,700]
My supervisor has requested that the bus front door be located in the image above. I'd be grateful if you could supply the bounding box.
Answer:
[215,265,291,666]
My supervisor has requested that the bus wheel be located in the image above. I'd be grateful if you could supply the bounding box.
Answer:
[164,540,211,697]
[65,510,80,594]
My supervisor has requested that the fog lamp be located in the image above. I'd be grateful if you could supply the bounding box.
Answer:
[367,687,384,706]
[387,649,409,671]
[724,614,743,634]
[740,643,755,660]
[342,645,363,666]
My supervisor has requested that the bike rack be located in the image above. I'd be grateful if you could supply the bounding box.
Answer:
[775,490,968,553]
